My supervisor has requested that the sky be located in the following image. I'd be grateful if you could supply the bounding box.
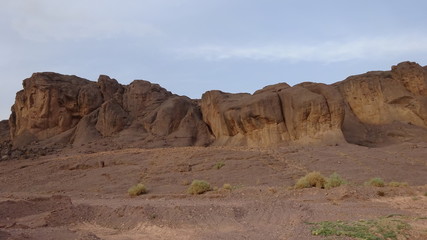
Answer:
[1,0,427,120]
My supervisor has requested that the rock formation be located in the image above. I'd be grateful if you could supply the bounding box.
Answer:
[9,73,213,149]
[200,82,345,146]
[5,61,427,152]
[337,61,427,146]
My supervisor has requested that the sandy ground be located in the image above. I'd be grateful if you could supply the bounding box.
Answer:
[0,142,426,239]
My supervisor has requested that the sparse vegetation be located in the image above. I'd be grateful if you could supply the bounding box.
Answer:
[424,192,427,197]
[308,215,411,240]
[388,181,408,187]
[366,177,385,187]
[295,171,326,189]
[223,183,232,190]
[325,172,347,189]
[128,183,147,196]
[187,180,211,194]
[377,191,385,197]
[268,187,277,194]
[214,161,225,170]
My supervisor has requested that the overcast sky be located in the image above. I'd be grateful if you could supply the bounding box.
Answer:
[1,0,427,120]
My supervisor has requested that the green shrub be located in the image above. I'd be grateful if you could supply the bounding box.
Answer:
[325,172,347,189]
[214,161,225,170]
[366,177,385,187]
[388,181,408,187]
[187,180,211,194]
[308,215,410,239]
[128,183,147,196]
[295,171,326,189]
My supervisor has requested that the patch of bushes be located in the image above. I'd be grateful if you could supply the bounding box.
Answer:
[325,172,348,189]
[366,177,385,187]
[308,215,411,240]
[187,180,211,194]
[295,171,326,189]
[128,183,147,196]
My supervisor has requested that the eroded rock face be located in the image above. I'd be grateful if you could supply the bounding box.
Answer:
[0,120,10,143]
[9,73,101,146]
[9,73,213,148]
[200,83,345,146]
[336,61,427,146]
[6,61,427,151]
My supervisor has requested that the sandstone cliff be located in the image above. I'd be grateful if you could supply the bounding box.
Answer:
[200,83,345,146]
[5,61,427,152]
[337,61,427,146]
[9,73,213,149]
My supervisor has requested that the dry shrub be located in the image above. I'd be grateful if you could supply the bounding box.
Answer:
[214,162,225,170]
[187,180,211,194]
[128,183,147,196]
[295,172,326,189]
[223,183,232,190]
[325,172,347,189]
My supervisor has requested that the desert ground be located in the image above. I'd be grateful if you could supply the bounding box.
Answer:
[0,142,426,240]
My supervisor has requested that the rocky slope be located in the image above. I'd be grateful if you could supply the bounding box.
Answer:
[4,61,427,153]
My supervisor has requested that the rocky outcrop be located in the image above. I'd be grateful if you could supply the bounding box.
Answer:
[200,82,345,146]
[9,73,213,148]
[336,61,427,146]
[0,120,9,143]
[9,73,101,147]
[5,61,427,152]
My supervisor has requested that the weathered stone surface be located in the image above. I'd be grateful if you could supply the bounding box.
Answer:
[336,62,427,127]
[0,120,9,143]
[9,73,213,148]
[280,83,345,143]
[200,83,345,146]
[336,61,427,145]
[9,73,100,145]
[97,75,124,103]
[391,61,427,96]
[95,100,129,137]
[6,61,427,151]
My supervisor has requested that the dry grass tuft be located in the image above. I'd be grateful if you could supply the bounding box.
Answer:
[325,172,347,189]
[187,180,211,195]
[222,183,232,190]
[214,161,225,170]
[295,171,326,189]
[128,183,147,196]
[365,178,385,187]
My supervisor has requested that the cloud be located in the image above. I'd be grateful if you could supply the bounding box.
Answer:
[176,35,427,63]
[0,0,163,42]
